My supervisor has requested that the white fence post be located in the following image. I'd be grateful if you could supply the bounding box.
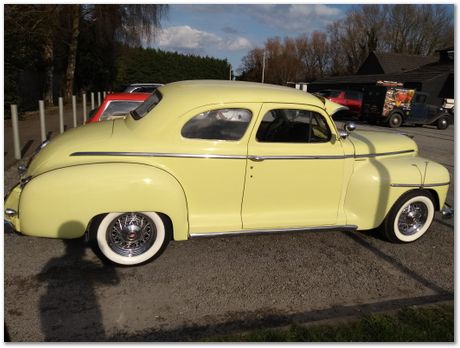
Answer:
[72,95,77,127]
[103,91,106,99]
[39,100,46,142]
[82,93,87,124]
[59,97,64,134]
[10,105,21,160]
[91,92,95,110]
[97,92,101,106]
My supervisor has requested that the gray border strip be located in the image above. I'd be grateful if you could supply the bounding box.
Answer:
[71,149,414,160]
[190,224,358,239]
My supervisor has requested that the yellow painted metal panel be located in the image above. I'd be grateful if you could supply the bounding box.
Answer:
[19,163,189,240]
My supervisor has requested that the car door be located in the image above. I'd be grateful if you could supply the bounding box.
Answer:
[241,103,347,230]
[409,93,429,123]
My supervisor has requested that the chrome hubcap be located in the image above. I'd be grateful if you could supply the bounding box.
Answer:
[107,213,156,257]
[397,202,428,236]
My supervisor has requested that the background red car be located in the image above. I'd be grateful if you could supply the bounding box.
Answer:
[317,89,363,117]
[87,92,150,123]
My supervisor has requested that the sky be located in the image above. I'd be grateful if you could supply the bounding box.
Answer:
[149,4,350,72]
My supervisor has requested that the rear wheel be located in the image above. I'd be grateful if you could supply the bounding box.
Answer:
[95,211,171,266]
[381,190,435,243]
[388,113,403,128]
[436,116,449,130]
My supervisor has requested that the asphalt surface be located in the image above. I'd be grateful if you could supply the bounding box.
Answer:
[4,120,454,342]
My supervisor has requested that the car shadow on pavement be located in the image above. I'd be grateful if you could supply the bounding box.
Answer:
[37,221,120,342]
[342,231,451,295]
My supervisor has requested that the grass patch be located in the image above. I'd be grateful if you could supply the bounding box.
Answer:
[209,305,453,342]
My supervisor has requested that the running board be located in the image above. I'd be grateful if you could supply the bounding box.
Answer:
[190,225,358,239]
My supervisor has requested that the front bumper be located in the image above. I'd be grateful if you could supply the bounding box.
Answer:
[4,183,21,232]
[441,203,454,219]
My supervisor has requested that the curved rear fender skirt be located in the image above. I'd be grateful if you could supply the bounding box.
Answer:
[19,163,189,240]
[344,156,450,230]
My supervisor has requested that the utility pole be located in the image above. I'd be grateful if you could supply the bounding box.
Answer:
[229,64,232,80]
[261,50,266,83]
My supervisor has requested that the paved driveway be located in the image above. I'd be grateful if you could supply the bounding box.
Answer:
[4,121,454,341]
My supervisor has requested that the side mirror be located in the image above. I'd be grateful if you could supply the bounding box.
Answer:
[339,121,356,139]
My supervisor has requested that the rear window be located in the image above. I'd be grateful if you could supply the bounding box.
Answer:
[131,90,162,120]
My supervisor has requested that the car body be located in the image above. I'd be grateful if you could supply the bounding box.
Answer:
[362,86,451,129]
[317,89,363,117]
[123,83,163,93]
[5,80,451,266]
[87,93,150,123]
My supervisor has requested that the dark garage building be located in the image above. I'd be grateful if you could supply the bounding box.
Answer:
[309,48,454,107]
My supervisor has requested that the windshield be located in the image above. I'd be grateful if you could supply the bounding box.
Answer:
[131,90,162,120]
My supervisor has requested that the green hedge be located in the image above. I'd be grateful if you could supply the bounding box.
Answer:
[114,46,230,90]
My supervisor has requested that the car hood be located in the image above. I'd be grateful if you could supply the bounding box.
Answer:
[347,130,418,156]
[26,120,114,176]
[324,98,349,116]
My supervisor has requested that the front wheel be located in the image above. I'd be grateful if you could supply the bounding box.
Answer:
[381,190,435,243]
[436,116,449,130]
[96,212,170,266]
[388,113,403,128]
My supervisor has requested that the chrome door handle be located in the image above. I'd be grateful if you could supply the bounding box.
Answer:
[248,155,264,162]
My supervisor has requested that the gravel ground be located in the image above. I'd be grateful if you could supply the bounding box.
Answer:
[4,120,454,341]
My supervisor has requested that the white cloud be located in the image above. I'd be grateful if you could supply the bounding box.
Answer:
[223,37,252,51]
[157,25,220,49]
[157,25,253,53]
[247,4,342,33]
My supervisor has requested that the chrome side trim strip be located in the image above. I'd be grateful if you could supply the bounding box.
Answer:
[390,182,450,188]
[354,149,414,158]
[71,152,247,160]
[71,149,414,160]
[190,225,358,239]
[248,155,354,160]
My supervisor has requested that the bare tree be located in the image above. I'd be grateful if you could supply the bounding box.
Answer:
[64,4,168,99]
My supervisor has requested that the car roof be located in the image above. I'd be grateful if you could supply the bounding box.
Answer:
[128,83,163,87]
[104,92,150,101]
[159,80,325,108]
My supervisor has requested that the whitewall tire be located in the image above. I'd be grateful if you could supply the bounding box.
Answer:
[382,191,435,243]
[96,212,169,266]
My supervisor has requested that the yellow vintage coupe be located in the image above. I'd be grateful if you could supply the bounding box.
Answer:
[4,80,451,266]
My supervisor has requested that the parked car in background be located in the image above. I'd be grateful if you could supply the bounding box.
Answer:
[87,93,150,123]
[317,89,363,118]
[124,83,163,93]
[5,80,451,266]
[362,85,451,129]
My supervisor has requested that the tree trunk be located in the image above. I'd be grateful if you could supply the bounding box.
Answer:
[64,5,80,101]
[43,36,54,105]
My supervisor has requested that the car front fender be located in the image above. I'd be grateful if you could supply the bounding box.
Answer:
[18,163,189,240]
[344,155,450,229]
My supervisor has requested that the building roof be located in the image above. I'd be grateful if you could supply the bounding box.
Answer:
[357,51,438,75]
[313,61,453,85]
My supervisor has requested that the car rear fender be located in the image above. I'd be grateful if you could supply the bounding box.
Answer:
[18,163,189,240]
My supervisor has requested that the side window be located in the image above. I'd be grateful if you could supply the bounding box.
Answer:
[345,90,362,100]
[414,94,427,104]
[181,108,252,141]
[256,109,331,143]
